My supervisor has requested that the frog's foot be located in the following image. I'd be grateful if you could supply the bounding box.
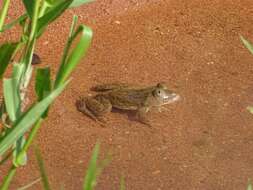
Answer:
[76,97,99,123]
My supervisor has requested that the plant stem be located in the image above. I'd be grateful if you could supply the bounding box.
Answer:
[0,0,10,31]
[0,165,17,190]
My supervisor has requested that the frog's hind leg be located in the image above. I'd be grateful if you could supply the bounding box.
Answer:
[76,96,112,126]
[76,97,99,122]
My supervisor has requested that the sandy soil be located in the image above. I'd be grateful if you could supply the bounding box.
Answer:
[1,0,253,189]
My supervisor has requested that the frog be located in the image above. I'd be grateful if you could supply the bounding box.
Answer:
[76,82,180,127]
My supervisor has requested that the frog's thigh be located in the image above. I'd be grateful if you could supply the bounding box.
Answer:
[76,98,98,121]
[87,96,112,116]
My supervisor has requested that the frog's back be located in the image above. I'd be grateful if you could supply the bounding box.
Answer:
[106,88,152,110]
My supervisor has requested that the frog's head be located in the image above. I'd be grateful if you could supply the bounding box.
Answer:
[152,83,180,105]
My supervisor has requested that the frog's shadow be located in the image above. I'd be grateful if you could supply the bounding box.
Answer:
[111,108,137,122]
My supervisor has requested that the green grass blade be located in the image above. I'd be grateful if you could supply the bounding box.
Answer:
[0,80,69,156]
[83,143,100,190]
[35,67,51,118]
[0,0,11,31]
[22,0,35,19]
[240,35,253,55]
[35,67,52,101]
[13,136,27,167]
[17,178,41,190]
[0,14,27,32]
[0,165,17,190]
[3,78,21,122]
[247,106,253,114]
[35,146,52,190]
[248,180,253,190]
[119,176,125,190]
[37,0,74,37]
[69,0,94,8]
[55,24,92,88]
[0,42,18,79]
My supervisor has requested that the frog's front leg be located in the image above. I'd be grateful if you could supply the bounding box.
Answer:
[136,106,152,127]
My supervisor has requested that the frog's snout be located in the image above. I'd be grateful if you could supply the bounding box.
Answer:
[164,93,180,103]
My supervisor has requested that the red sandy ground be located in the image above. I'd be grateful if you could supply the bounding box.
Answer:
[1,0,253,189]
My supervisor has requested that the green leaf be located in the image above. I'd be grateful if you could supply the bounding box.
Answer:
[247,106,253,114]
[0,42,18,79]
[0,80,69,156]
[240,35,253,55]
[13,136,27,166]
[248,180,253,190]
[69,0,94,8]
[22,0,35,18]
[3,78,21,122]
[0,14,27,32]
[35,67,51,101]
[37,0,74,37]
[119,176,125,190]
[83,143,100,190]
[0,0,11,31]
[35,146,52,190]
[35,67,52,118]
[55,24,92,88]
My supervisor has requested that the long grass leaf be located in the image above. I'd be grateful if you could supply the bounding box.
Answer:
[0,80,69,156]
[119,176,125,190]
[37,0,74,37]
[35,147,51,190]
[0,0,11,30]
[55,24,92,88]
[13,136,27,167]
[240,35,253,55]
[0,14,27,32]
[3,78,21,122]
[0,42,18,79]
[69,0,94,8]
[22,0,35,18]
[248,180,253,190]
[83,143,100,190]
[0,165,17,190]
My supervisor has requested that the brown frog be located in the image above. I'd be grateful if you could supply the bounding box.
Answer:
[76,82,180,126]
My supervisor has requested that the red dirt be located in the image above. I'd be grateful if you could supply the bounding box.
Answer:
[1,0,253,189]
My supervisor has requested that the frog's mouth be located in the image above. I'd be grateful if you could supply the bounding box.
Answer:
[164,93,180,104]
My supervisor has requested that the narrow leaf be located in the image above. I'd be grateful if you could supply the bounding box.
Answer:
[35,147,52,190]
[55,24,92,88]
[0,14,27,32]
[83,143,100,190]
[35,67,51,101]
[0,80,69,156]
[248,180,253,190]
[3,78,21,122]
[247,106,253,114]
[37,0,74,37]
[13,136,27,166]
[69,0,94,8]
[240,35,253,55]
[119,176,125,190]
[35,67,51,118]
[0,43,18,78]
[22,0,35,18]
